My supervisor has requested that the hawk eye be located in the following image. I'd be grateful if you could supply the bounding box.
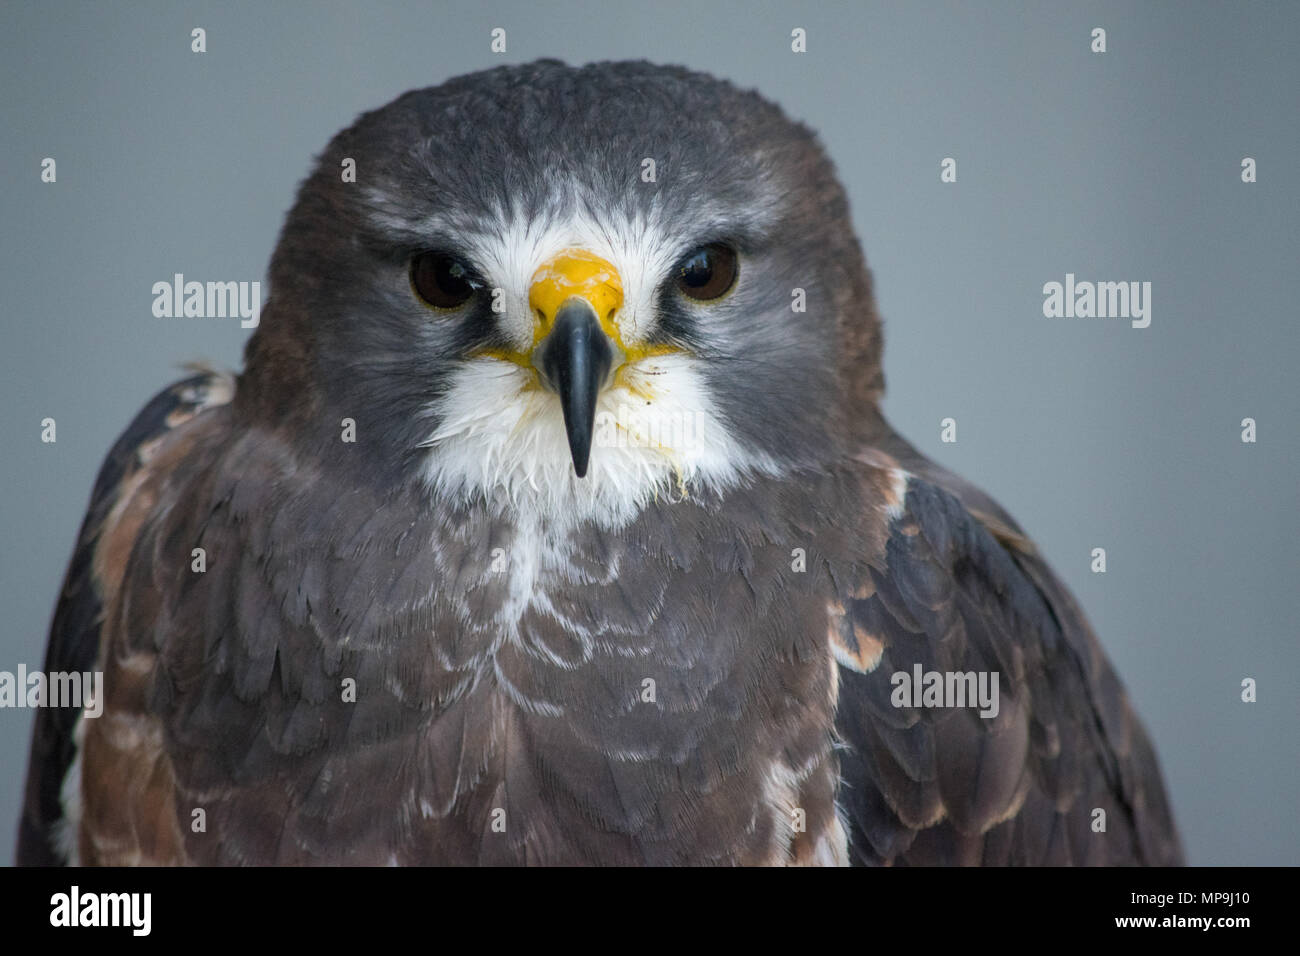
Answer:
[673,243,738,302]
[411,251,479,309]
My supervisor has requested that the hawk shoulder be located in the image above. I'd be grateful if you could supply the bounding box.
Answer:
[829,447,1182,865]
[16,368,233,865]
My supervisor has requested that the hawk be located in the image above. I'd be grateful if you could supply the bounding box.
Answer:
[17,60,1182,866]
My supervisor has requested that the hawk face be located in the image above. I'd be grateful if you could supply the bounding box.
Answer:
[250,60,880,528]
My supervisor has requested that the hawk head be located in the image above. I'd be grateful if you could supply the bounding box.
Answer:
[242,60,883,526]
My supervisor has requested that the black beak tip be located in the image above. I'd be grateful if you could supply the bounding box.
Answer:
[568,425,594,478]
[539,299,613,481]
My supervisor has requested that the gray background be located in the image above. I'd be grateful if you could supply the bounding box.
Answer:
[1,0,1296,865]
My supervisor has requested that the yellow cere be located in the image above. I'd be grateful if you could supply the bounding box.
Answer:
[528,249,625,346]
[473,249,681,372]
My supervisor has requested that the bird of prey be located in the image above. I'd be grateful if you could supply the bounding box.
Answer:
[17,60,1181,866]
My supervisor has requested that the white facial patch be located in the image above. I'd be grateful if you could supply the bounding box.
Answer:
[460,199,682,352]
[421,351,770,528]
[418,198,778,527]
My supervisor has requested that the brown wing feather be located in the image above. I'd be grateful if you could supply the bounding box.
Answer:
[15,369,233,865]
[832,446,1183,866]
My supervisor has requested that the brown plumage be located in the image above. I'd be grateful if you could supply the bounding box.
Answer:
[17,60,1181,866]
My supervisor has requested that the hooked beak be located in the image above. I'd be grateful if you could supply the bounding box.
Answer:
[528,250,624,478]
[534,299,614,477]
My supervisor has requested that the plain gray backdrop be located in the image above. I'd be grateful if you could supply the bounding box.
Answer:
[1,0,1296,866]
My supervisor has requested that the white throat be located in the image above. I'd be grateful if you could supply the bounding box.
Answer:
[420,351,774,529]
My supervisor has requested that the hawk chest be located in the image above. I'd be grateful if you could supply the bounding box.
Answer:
[411,515,848,864]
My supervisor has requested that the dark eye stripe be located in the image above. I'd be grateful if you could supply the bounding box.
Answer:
[674,244,738,301]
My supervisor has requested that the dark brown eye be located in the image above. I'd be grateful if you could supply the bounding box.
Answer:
[674,244,738,301]
[411,252,479,309]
